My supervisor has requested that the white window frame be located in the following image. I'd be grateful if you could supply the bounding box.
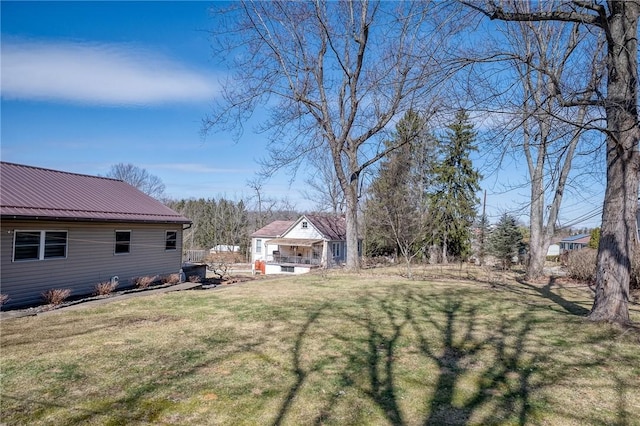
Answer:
[165,230,177,251]
[13,230,68,262]
[256,239,262,253]
[115,230,131,255]
[302,221,308,229]
[332,242,341,258]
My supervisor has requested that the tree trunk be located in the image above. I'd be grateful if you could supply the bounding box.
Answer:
[588,2,639,323]
[442,236,448,265]
[527,162,547,280]
[527,222,549,281]
[344,176,361,271]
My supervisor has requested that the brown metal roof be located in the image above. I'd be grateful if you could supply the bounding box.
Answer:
[251,220,295,237]
[0,162,191,224]
[304,214,346,240]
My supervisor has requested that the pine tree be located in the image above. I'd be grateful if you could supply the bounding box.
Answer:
[489,213,523,270]
[429,110,481,262]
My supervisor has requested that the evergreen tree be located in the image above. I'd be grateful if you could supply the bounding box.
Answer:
[428,110,481,262]
[364,110,435,271]
[489,213,523,270]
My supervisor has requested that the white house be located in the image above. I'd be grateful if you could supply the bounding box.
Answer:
[250,214,351,274]
[210,245,240,253]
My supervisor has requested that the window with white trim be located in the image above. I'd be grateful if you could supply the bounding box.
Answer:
[115,230,131,254]
[165,231,177,251]
[332,242,341,258]
[13,230,67,261]
[256,239,262,253]
[302,221,308,229]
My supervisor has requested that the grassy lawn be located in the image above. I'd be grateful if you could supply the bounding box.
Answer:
[1,267,639,425]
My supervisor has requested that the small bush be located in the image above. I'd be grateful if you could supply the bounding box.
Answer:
[566,248,597,283]
[188,275,201,283]
[567,248,640,291]
[133,276,157,289]
[94,281,118,296]
[162,274,181,285]
[0,294,9,306]
[42,288,71,305]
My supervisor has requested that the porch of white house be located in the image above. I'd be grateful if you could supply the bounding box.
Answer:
[263,238,324,273]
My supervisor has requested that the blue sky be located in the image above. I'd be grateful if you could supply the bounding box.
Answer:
[1,1,299,204]
[1,1,604,228]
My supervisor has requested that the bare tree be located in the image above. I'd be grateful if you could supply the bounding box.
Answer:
[205,1,461,270]
[106,163,166,199]
[301,149,345,215]
[472,14,605,280]
[246,177,298,230]
[467,0,639,323]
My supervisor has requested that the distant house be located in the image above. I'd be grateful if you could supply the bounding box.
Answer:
[0,162,191,309]
[250,214,354,274]
[210,245,240,253]
[546,243,561,257]
[559,234,591,252]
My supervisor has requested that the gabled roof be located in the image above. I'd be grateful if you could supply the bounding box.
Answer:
[295,214,347,240]
[251,220,295,238]
[560,233,590,243]
[0,162,190,224]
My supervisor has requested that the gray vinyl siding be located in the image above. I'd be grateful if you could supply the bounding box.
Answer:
[1,220,184,309]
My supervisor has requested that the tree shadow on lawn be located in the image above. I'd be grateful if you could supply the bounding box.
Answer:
[274,285,634,426]
[4,280,635,425]
[331,290,549,425]
[516,275,591,317]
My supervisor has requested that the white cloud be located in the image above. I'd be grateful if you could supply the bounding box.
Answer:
[1,39,218,106]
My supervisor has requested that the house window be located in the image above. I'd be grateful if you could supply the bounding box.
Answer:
[115,231,131,254]
[256,239,262,253]
[281,265,294,273]
[13,230,67,261]
[302,221,308,229]
[165,231,177,250]
[332,242,341,258]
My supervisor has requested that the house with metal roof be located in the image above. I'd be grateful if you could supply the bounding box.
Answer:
[0,162,191,309]
[559,233,591,252]
[250,214,354,274]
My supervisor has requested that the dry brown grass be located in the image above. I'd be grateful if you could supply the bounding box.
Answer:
[94,281,118,296]
[132,275,157,289]
[41,288,71,305]
[2,266,638,425]
[161,273,181,285]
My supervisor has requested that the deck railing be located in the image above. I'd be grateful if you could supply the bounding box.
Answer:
[183,249,208,264]
[267,254,321,265]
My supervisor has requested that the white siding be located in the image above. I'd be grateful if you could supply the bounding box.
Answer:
[1,220,184,309]
[284,220,323,239]
[251,237,279,263]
